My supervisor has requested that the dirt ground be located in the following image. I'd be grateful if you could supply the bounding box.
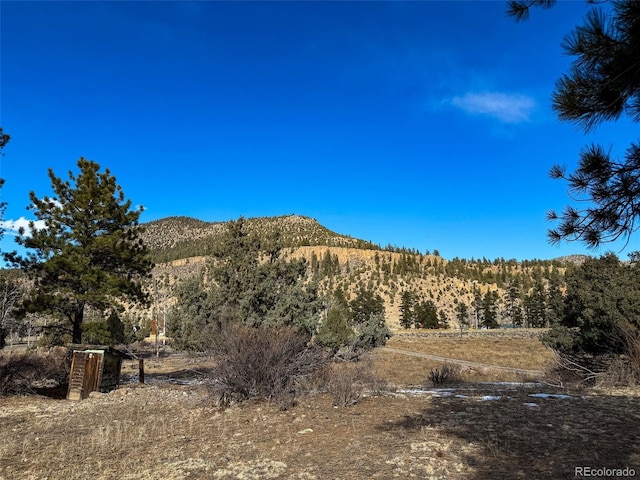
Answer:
[1,337,639,480]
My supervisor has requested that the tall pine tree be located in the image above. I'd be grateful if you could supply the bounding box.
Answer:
[399,290,415,329]
[6,158,153,344]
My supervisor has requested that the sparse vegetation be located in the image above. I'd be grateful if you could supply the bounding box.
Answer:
[428,363,462,387]
[0,337,638,480]
[325,360,380,407]
[141,215,382,264]
[0,348,70,396]
[207,325,326,410]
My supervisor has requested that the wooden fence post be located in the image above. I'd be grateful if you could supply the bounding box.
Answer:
[139,358,145,384]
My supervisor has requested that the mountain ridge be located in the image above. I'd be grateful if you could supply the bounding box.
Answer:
[140,214,381,264]
[140,214,587,264]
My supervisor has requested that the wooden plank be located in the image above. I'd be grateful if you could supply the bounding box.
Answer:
[67,352,88,401]
[99,353,122,391]
[82,353,101,399]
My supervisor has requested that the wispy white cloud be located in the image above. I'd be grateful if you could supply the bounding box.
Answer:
[451,92,535,123]
[1,217,46,236]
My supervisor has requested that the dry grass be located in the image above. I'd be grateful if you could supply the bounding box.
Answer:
[386,335,555,370]
[1,336,638,480]
[2,382,638,480]
[371,335,554,386]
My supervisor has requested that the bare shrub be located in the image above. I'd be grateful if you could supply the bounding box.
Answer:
[0,348,70,395]
[325,363,368,407]
[0,353,41,395]
[325,359,387,407]
[545,353,596,388]
[428,363,461,387]
[546,320,640,388]
[295,362,331,396]
[368,372,392,396]
[612,319,640,384]
[603,355,639,387]
[207,325,327,410]
[40,347,72,385]
[547,351,630,388]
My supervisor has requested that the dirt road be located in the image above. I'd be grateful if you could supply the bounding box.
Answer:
[382,346,545,377]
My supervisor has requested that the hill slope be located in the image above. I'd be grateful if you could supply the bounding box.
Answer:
[141,214,379,263]
[141,214,570,331]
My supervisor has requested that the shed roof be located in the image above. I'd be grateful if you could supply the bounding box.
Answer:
[67,344,133,359]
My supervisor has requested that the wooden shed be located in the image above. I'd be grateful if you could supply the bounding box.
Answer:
[67,345,132,401]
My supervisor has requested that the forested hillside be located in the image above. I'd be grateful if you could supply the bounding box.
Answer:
[141,215,379,264]
[143,215,571,330]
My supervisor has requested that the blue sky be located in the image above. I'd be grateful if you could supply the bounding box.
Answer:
[1,0,638,261]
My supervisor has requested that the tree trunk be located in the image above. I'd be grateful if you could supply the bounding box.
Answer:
[72,303,85,344]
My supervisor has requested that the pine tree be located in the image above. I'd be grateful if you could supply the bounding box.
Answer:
[530,280,549,328]
[6,158,153,344]
[504,280,524,327]
[169,218,322,349]
[349,287,385,325]
[415,299,438,329]
[438,310,449,329]
[316,303,354,353]
[509,1,640,247]
[310,251,319,277]
[472,283,482,329]
[455,301,469,332]
[481,290,499,329]
[399,290,415,329]
[548,253,640,355]
[546,267,565,326]
[208,218,321,334]
[167,273,214,350]
[348,287,390,351]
